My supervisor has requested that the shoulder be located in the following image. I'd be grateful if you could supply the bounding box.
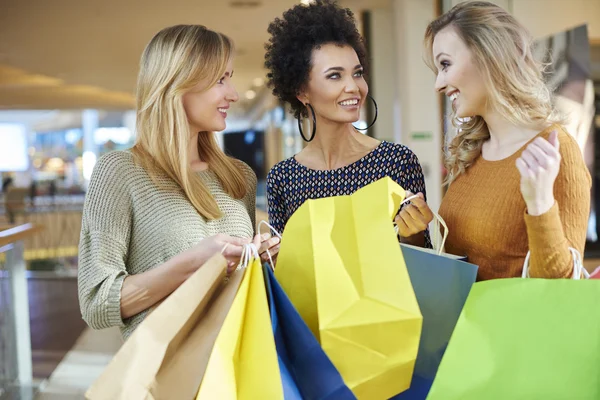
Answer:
[231,158,257,187]
[88,151,140,193]
[552,125,582,158]
[374,142,423,171]
[550,125,591,184]
[93,150,136,176]
[378,141,420,162]
[267,157,299,182]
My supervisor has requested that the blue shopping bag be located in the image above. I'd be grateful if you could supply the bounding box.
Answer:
[391,245,478,399]
[263,264,356,400]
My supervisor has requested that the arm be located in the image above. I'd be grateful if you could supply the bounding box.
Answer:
[522,132,591,278]
[78,154,246,329]
[266,167,287,236]
[78,152,136,329]
[119,242,236,319]
[394,147,433,248]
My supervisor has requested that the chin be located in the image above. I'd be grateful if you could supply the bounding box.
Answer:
[455,108,474,119]
[209,123,226,132]
[336,114,361,124]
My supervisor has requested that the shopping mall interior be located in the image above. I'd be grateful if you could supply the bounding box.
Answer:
[1,0,599,398]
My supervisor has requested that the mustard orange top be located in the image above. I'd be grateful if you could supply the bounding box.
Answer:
[439,125,591,280]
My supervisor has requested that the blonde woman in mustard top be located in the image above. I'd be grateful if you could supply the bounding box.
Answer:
[403,1,590,280]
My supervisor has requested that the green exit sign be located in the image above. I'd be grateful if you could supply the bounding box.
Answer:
[410,131,433,141]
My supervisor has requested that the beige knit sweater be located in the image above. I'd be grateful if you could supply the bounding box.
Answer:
[77,151,256,339]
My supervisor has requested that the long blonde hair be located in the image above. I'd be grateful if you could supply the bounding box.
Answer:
[131,25,247,219]
[423,1,562,184]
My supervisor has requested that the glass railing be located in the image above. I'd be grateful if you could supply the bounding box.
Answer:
[0,224,41,399]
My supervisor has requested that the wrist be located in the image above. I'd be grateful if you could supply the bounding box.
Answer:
[526,198,555,216]
[399,232,425,247]
[175,248,205,279]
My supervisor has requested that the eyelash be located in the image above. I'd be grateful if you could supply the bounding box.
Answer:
[440,61,450,72]
[217,74,233,84]
[327,70,365,80]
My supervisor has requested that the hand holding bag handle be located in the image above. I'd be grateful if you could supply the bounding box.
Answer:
[521,247,589,279]
[258,220,282,271]
[395,194,449,255]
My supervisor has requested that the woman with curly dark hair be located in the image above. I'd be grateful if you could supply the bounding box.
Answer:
[265,0,432,247]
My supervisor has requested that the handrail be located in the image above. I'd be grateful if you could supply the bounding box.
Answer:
[0,223,43,387]
[0,224,43,247]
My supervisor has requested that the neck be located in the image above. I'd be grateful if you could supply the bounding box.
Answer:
[189,131,209,171]
[189,131,201,163]
[483,110,543,148]
[306,117,365,169]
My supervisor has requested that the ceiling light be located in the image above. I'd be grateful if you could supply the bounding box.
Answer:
[253,77,264,87]
[245,90,257,100]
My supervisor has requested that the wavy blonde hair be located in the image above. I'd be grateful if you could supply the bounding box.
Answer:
[423,1,562,184]
[131,25,247,219]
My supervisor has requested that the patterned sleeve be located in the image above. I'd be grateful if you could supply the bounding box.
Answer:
[395,145,433,249]
[266,165,286,235]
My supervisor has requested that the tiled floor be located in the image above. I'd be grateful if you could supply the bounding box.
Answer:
[35,327,122,400]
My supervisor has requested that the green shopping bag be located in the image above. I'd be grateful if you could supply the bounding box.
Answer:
[428,250,600,399]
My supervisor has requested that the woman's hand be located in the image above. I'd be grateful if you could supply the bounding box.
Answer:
[120,234,250,319]
[395,192,434,245]
[394,192,433,233]
[256,233,281,265]
[516,130,560,216]
[186,234,251,274]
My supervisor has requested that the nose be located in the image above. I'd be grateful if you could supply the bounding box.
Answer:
[227,84,239,103]
[434,72,446,93]
[344,76,359,93]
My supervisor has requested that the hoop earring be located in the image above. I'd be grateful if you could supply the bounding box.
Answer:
[353,94,378,131]
[297,103,317,142]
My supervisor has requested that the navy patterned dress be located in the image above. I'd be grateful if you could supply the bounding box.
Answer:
[266,141,431,247]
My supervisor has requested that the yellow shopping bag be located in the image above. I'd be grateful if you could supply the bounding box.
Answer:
[196,250,283,400]
[275,177,423,400]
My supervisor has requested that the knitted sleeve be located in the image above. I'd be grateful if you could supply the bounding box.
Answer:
[526,130,591,278]
[239,160,257,235]
[77,151,133,329]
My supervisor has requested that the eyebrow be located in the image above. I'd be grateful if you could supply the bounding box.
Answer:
[323,64,363,73]
[435,52,450,61]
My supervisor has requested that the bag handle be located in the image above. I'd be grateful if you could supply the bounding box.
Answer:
[395,194,449,255]
[521,247,590,279]
[258,220,282,272]
[235,243,260,271]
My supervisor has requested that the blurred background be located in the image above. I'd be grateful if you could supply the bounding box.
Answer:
[0,0,599,398]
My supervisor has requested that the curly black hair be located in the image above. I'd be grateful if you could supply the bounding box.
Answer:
[264,0,369,119]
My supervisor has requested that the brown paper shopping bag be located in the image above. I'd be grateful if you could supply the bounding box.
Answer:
[86,253,245,400]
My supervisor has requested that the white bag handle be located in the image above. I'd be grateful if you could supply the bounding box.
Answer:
[257,220,282,271]
[395,194,449,255]
[521,247,590,279]
[235,243,260,271]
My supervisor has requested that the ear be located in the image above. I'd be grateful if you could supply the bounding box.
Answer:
[296,90,309,106]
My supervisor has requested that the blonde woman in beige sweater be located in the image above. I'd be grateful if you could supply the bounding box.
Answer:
[78,25,280,339]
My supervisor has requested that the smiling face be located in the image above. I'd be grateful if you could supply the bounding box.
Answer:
[432,26,488,118]
[182,57,239,133]
[297,43,368,125]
